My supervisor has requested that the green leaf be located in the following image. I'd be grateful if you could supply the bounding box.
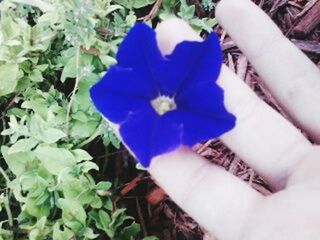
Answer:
[8,138,39,154]
[36,64,48,72]
[72,111,88,122]
[90,196,102,209]
[0,63,19,96]
[25,198,50,218]
[103,129,121,149]
[60,56,77,83]
[4,39,21,46]
[178,0,195,20]
[78,161,99,173]
[1,17,20,40]
[34,146,76,175]
[99,210,111,231]
[189,18,217,33]
[111,208,133,230]
[88,211,101,228]
[119,223,141,240]
[142,237,159,240]
[61,177,95,205]
[1,146,34,176]
[114,0,156,8]
[25,216,50,240]
[95,181,112,191]
[58,198,87,226]
[39,128,66,143]
[99,55,117,67]
[82,227,99,239]
[105,5,124,16]
[104,198,113,211]
[29,69,43,82]
[71,120,99,139]
[72,149,92,161]
[29,114,66,143]
[52,223,74,240]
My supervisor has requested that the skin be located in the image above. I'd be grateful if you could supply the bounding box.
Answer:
[146,0,320,239]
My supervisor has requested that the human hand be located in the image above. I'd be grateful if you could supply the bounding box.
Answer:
[149,0,320,239]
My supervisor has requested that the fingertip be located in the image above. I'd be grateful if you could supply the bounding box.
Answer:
[215,0,229,23]
[216,0,254,25]
[156,17,201,55]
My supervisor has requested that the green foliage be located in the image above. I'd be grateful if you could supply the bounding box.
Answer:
[114,0,157,9]
[0,0,216,239]
[201,0,215,12]
[158,0,217,34]
[177,0,217,33]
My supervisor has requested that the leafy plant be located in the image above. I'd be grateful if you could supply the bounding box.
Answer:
[113,0,157,9]
[0,0,217,239]
[202,0,215,12]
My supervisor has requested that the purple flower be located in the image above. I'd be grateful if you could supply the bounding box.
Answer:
[90,23,236,167]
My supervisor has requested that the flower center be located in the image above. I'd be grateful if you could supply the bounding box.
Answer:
[151,95,176,115]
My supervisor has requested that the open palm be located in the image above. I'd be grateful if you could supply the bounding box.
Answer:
[149,0,320,239]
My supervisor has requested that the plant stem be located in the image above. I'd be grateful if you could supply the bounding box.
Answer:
[0,166,10,186]
[4,196,13,227]
[76,123,102,148]
[0,167,13,227]
[11,0,54,12]
[66,46,81,139]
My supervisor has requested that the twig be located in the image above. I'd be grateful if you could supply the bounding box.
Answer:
[270,0,289,16]
[141,0,163,21]
[4,92,20,112]
[296,0,318,18]
[293,0,320,36]
[135,197,148,237]
[237,55,248,80]
[65,46,81,138]
[146,187,166,205]
[193,0,205,17]
[288,1,303,9]
[80,47,101,56]
[291,39,320,54]
[196,140,213,154]
[113,174,143,205]
[259,0,265,8]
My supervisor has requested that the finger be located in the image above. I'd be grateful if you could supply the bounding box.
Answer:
[216,0,320,143]
[287,146,320,187]
[156,18,311,190]
[149,147,263,239]
[110,115,263,238]
[219,66,311,189]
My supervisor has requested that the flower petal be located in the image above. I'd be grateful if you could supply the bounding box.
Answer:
[97,66,157,98]
[116,23,164,89]
[159,33,222,96]
[120,106,182,167]
[174,81,236,145]
[90,22,236,166]
[90,66,153,123]
[175,81,231,118]
[175,110,235,146]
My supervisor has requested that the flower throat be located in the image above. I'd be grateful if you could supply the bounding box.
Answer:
[151,95,176,115]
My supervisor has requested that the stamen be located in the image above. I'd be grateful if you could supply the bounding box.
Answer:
[151,95,177,115]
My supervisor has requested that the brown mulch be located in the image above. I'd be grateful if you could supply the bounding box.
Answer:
[114,1,320,239]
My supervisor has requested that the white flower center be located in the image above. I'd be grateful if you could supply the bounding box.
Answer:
[151,95,176,115]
